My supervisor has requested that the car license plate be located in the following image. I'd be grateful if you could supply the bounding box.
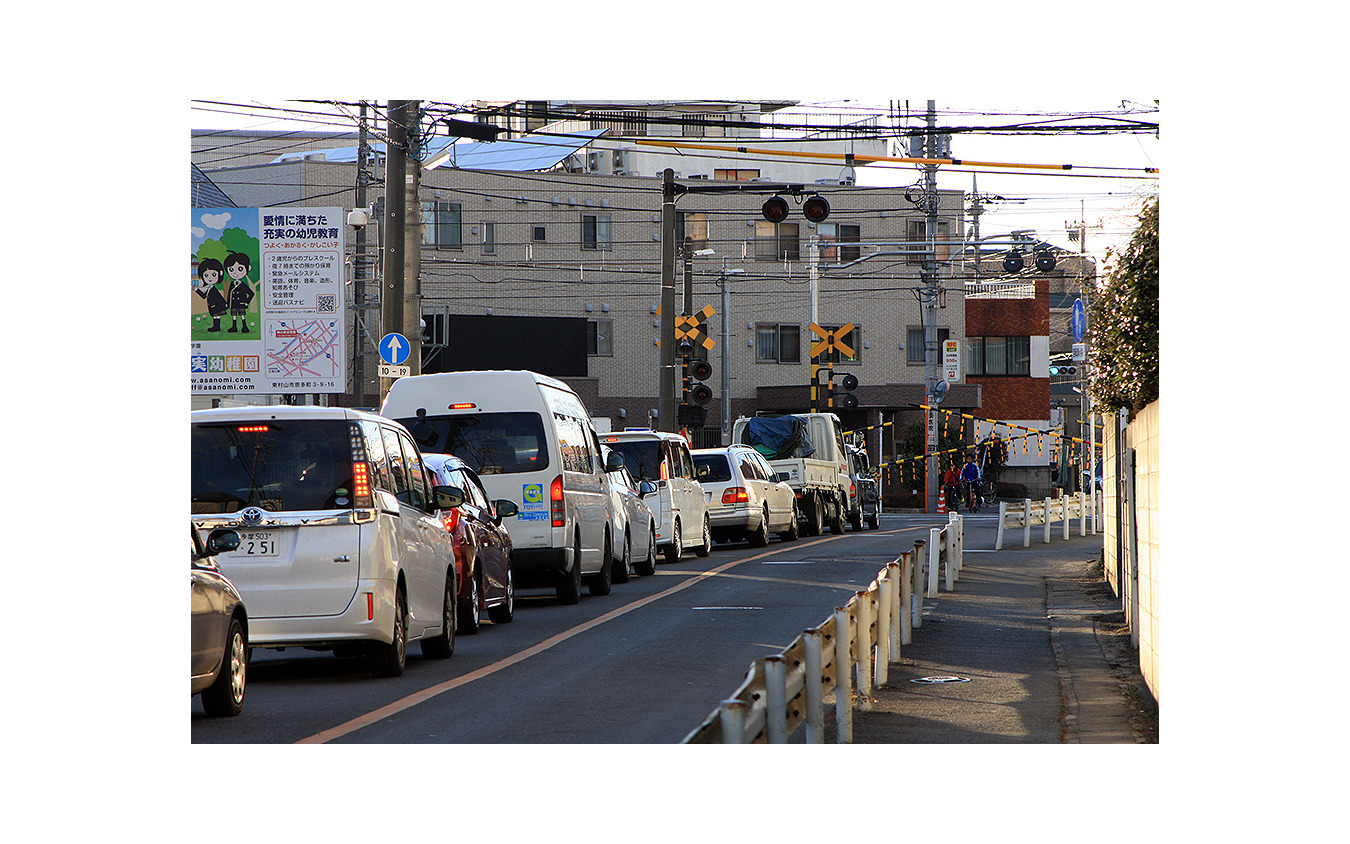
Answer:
[238,531,278,556]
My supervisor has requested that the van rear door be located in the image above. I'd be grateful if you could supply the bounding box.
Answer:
[191,418,362,618]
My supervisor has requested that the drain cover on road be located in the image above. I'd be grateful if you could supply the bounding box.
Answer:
[910,676,971,684]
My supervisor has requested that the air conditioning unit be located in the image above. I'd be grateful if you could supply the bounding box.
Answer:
[588,151,602,172]
[611,149,627,174]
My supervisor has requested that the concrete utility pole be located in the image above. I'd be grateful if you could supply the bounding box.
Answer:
[351,102,369,407]
[922,100,942,514]
[380,101,411,404]
[658,169,678,431]
[404,101,423,379]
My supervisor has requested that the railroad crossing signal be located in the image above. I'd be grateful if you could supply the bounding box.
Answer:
[659,305,716,351]
[809,322,855,360]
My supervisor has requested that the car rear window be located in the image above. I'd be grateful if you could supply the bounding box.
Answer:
[608,440,663,481]
[692,454,732,482]
[393,411,548,475]
[191,419,356,513]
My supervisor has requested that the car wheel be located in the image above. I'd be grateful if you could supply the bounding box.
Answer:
[422,570,457,659]
[635,524,657,576]
[613,535,632,584]
[849,509,863,532]
[828,499,846,535]
[589,534,613,596]
[663,519,682,565]
[488,561,515,624]
[748,507,770,547]
[201,617,246,717]
[369,588,408,677]
[804,495,823,536]
[556,533,583,605]
[457,562,482,635]
[695,515,712,557]
[779,503,800,542]
[867,514,879,530]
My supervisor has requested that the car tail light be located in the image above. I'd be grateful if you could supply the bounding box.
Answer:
[366,593,374,621]
[722,487,750,504]
[352,461,373,508]
[660,461,669,482]
[442,505,462,532]
[448,402,477,410]
[850,482,856,497]
[550,474,565,527]
[236,425,269,433]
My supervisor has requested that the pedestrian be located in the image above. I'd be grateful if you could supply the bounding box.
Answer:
[942,460,961,512]
[960,453,982,512]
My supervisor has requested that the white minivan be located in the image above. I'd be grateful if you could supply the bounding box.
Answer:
[382,371,624,604]
[602,429,711,564]
[190,406,460,678]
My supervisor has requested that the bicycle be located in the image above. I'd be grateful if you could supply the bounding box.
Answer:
[977,479,998,508]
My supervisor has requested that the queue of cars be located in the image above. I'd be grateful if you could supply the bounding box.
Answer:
[189,370,881,715]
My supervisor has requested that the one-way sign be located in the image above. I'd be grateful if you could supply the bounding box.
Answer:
[379,333,411,366]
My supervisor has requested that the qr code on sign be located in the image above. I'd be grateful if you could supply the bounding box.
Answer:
[316,294,336,313]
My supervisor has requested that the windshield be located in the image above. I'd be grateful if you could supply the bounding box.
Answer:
[192,420,355,513]
[392,411,548,475]
[608,440,663,482]
[692,454,731,483]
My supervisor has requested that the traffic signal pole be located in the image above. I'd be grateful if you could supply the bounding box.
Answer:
[922,100,941,514]
[659,169,678,432]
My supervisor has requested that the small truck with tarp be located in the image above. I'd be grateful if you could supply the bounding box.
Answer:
[731,412,854,536]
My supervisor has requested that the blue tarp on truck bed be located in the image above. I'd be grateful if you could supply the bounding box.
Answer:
[739,416,816,460]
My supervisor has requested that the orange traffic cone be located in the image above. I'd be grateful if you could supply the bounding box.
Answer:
[937,488,947,514]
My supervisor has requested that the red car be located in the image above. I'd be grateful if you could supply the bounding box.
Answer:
[423,453,518,633]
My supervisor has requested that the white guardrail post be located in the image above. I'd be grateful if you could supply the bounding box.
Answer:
[995,501,1007,549]
[855,592,872,710]
[765,655,788,743]
[950,513,963,578]
[899,553,913,645]
[804,629,824,744]
[887,562,902,660]
[927,527,941,597]
[1023,498,1033,547]
[1062,497,1070,540]
[834,607,853,743]
[1043,497,1052,544]
[876,572,891,686]
[719,699,747,744]
[912,541,925,629]
[1078,491,1087,536]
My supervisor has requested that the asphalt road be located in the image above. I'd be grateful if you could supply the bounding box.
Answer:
[191,512,952,744]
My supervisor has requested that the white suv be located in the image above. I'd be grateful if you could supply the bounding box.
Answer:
[602,429,710,563]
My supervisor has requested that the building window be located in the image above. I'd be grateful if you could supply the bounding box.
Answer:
[818,223,861,262]
[677,212,707,250]
[483,222,495,254]
[966,336,1030,376]
[581,214,611,250]
[820,324,862,363]
[755,221,800,261]
[715,168,760,181]
[905,218,951,264]
[756,323,800,363]
[906,326,950,365]
[588,319,613,356]
[422,201,462,249]
[532,225,546,242]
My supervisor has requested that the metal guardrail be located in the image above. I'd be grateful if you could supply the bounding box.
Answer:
[682,515,964,744]
[994,491,1100,549]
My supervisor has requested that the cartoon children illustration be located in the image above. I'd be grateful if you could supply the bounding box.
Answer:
[223,252,256,334]
[194,257,229,332]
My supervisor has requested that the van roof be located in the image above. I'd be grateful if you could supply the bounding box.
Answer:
[385,369,572,393]
[603,429,686,442]
[191,405,386,424]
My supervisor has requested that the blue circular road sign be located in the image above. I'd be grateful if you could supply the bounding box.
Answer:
[1071,299,1086,343]
[379,333,411,365]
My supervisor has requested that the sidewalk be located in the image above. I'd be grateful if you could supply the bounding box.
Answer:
[847,528,1152,744]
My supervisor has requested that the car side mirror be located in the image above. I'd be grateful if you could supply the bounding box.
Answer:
[494,499,519,519]
[206,528,240,555]
[603,451,625,473]
[638,480,658,497]
[433,485,465,510]
[775,472,790,483]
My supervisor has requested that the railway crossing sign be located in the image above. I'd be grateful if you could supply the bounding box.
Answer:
[662,305,716,350]
[809,322,855,360]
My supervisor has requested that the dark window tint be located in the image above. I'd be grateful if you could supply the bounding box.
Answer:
[191,419,355,513]
[609,440,663,482]
[693,454,732,483]
[394,411,549,476]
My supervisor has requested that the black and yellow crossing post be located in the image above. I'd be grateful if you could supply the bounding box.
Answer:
[808,322,854,412]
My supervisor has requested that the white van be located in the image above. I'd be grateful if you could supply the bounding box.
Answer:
[382,371,624,604]
[190,406,459,678]
[602,429,711,564]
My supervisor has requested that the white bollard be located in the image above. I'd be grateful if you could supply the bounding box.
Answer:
[765,655,787,744]
[804,629,824,744]
[1078,491,1087,536]
[855,592,872,710]
[1023,499,1033,547]
[1063,498,1070,540]
[1044,497,1053,544]
[876,573,891,687]
[887,562,902,661]
[719,699,748,744]
[996,501,1007,549]
[900,554,913,645]
[950,513,963,578]
[912,542,925,628]
[834,607,853,743]
[928,528,941,597]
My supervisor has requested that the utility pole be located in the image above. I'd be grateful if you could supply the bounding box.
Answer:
[351,101,370,407]
[403,101,423,379]
[380,100,411,405]
[921,100,942,514]
[659,169,678,431]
